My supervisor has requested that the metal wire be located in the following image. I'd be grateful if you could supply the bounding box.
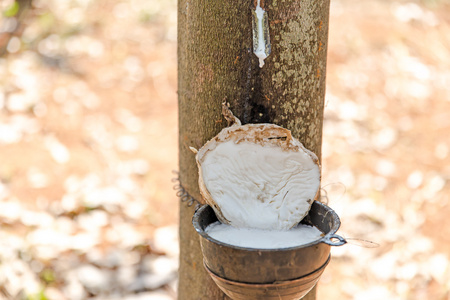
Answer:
[172,170,201,209]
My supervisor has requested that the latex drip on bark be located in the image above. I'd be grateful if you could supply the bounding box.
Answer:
[252,0,271,68]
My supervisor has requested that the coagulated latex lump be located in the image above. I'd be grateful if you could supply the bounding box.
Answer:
[195,122,321,231]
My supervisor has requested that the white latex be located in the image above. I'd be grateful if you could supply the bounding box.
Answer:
[200,140,320,230]
[254,0,267,68]
[206,221,323,249]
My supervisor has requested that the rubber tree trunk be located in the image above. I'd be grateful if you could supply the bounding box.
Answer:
[178,0,330,299]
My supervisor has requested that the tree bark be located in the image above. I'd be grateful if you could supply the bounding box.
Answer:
[178,0,330,299]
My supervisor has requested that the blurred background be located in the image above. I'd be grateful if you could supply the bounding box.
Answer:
[0,0,449,299]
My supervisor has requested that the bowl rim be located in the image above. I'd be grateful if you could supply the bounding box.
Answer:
[192,201,345,252]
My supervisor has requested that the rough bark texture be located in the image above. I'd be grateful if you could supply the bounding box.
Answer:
[178,0,330,299]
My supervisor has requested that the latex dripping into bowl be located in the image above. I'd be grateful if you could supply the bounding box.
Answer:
[190,104,362,300]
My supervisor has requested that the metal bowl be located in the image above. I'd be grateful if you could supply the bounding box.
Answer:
[192,201,346,300]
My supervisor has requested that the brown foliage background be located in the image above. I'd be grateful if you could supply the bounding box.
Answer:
[0,0,449,299]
